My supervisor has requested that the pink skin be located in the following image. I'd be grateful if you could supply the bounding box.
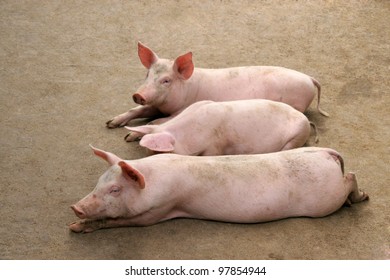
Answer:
[106,42,328,128]
[69,146,368,233]
[124,99,315,155]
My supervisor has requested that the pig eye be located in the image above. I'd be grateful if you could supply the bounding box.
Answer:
[109,185,121,195]
[160,78,171,86]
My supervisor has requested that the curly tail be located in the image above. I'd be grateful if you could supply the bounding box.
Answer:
[328,149,345,174]
[311,77,330,117]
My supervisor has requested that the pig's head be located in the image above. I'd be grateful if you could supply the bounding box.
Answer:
[125,125,176,154]
[70,146,146,220]
[133,42,194,111]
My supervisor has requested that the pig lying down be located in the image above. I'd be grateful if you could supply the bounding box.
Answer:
[106,42,328,128]
[125,99,317,156]
[69,146,368,233]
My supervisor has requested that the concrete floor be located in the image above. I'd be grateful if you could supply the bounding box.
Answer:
[0,0,389,259]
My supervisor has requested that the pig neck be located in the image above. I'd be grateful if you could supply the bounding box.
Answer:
[186,68,222,101]
[126,156,193,214]
[161,67,252,114]
[168,68,231,111]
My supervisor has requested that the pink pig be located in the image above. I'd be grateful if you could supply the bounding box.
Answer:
[124,100,317,156]
[69,146,368,233]
[106,42,328,128]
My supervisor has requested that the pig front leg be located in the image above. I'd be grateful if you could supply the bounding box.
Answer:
[124,115,176,142]
[69,218,146,233]
[69,219,107,233]
[106,105,162,128]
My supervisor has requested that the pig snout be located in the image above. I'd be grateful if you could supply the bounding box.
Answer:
[133,93,146,105]
[71,205,87,219]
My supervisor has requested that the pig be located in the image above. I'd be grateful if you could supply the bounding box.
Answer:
[124,99,318,156]
[69,146,368,233]
[106,42,329,128]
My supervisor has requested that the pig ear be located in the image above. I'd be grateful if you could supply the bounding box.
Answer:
[118,161,145,189]
[173,52,194,80]
[139,132,175,152]
[90,145,122,166]
[138,41,158,69]
[124,125,157,136]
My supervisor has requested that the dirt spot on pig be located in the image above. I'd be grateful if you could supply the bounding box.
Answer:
[227,70,240,79]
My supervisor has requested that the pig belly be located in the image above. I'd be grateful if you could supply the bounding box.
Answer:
[177,152,346,223]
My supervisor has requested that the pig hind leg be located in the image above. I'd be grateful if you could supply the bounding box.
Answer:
[281,124,311,151]
[344,172,369,206]
[281,135,310,150]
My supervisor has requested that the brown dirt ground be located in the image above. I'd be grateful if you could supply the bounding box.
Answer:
[0,0,389,259]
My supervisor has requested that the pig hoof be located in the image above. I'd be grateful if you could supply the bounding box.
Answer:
[69,221,85,233]
[343,198,352,207]
[69,221,98,233]
[124,132,141,142]
[361,191,369,201]
[319,108,330,117]
[124,132,132,142]
[106,119,122,129]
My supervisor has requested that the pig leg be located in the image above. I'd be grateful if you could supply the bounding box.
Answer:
[281,138,305,151]
[69,219,108,233]
[69,208,179,233]
[281,126,311,151]
[69,218,146,233]
[124,113,180,142]
[106,105,162,128]
[124,132,143,142]
[344,172,369,206]
[124,115,177,142]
